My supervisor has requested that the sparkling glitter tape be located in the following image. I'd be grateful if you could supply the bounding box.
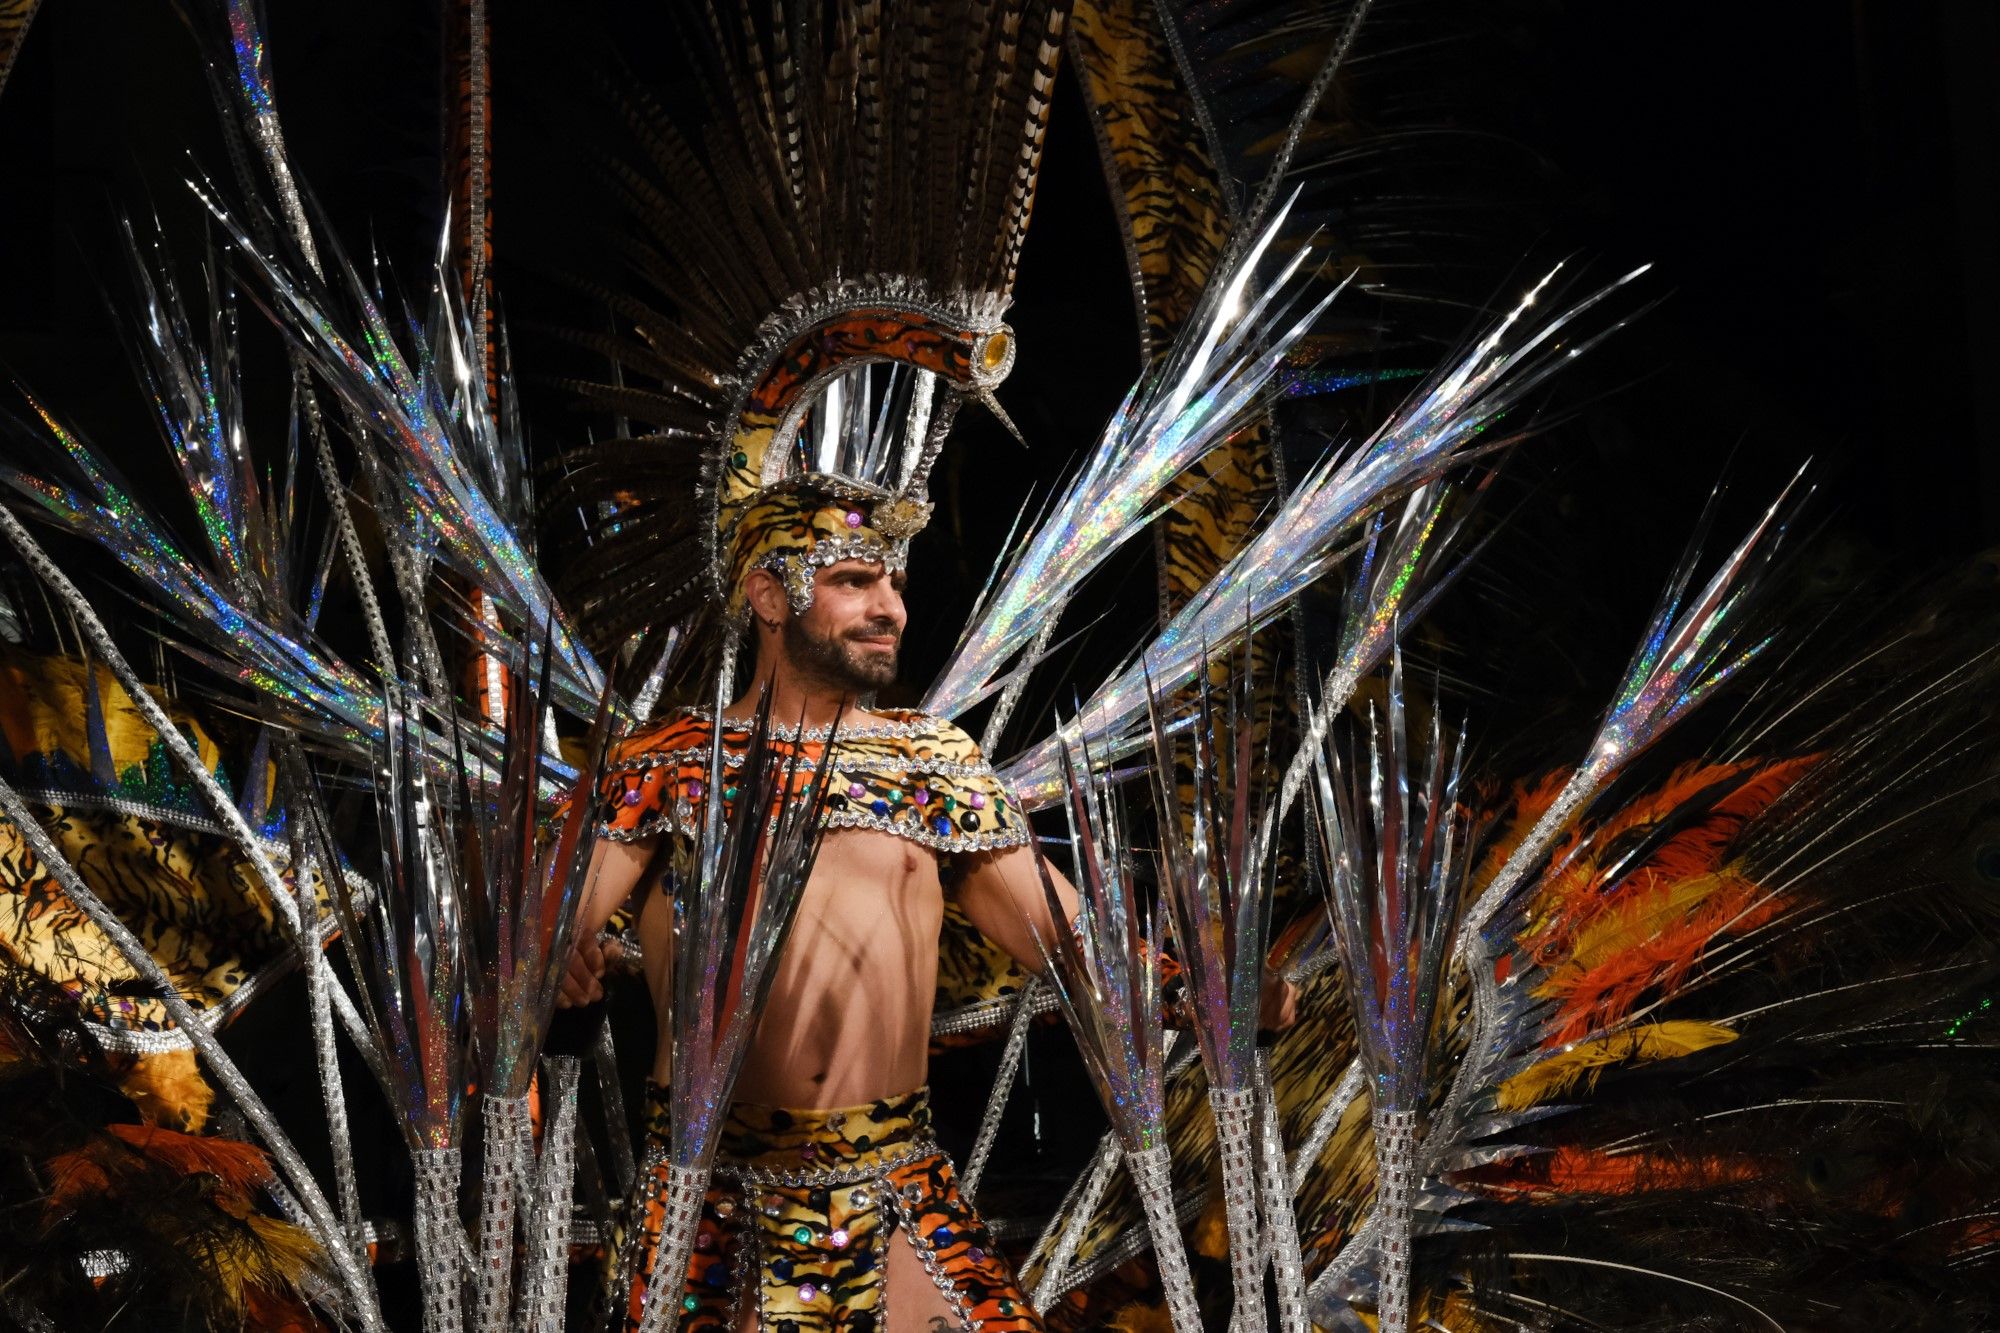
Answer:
[960,976,1041,1200]
[1373,1105,1422,1333]
[474,1094,533,1330]
[1209,1085,1269,1333]
[1125,1143,1203,1332]
[413,1145,466,1333]
[1028,1133,1119,1310]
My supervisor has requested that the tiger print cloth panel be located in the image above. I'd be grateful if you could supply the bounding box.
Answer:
[0,0,41,104]
[618,1085,1041,1332]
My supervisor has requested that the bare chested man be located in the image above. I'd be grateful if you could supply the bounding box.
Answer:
[562,554,1292,1332]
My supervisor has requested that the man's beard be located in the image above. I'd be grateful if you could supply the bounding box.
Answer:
[782,614,900,693]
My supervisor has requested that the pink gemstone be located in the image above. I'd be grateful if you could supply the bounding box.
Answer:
[622,787,642,806]
[969,1246,986,1264]
[848,782,866,799]
[687,779,705,799]
[969,792,986,809]
[915,788,930,805]
[844,510,863,529]
[694,1231,715,1251]
[798,1282,819,1302]
[801,1143,818,1160]
[829,1228,849,1249]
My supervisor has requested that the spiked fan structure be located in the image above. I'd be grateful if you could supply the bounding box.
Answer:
[1310,649,1467,1333]
[632,680,837,1333]
[1027,733,1200,1329]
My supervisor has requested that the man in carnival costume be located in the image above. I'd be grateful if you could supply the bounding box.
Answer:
[534,2,1288,1327]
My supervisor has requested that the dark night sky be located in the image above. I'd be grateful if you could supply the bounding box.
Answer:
[1,2,1997,1289]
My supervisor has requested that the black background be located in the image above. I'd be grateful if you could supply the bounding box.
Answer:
[2,0,1997,1313]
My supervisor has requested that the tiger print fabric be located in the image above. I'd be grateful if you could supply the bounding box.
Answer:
[620,1086,1040,1331]
[0,0,42,105]
[1066,0,1231,357]
[596,708,1029,856]
[0,648,300,1046]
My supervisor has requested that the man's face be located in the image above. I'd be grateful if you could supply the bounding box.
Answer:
[779,559,908,692]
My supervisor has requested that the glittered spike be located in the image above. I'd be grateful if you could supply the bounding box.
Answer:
[925,196,1339,721]
[633,676,837,1332]
[189,185,605,715]
[1029,729,1171,1155]
[1457,466,1808,950]
[1000,266,1650,806]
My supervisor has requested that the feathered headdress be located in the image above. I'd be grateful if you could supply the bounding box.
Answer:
[550,0,1068,673]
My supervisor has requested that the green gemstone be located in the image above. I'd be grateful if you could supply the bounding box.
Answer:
[943,795,956,811]
[723,786,738,800]
[682,1296,699,1313]
[888,788,903,802]
[732,451,748,468]
[792,1225,813,1245]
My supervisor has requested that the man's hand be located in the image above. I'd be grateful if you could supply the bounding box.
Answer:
[556,935,617,1009]
[1259,968,1300,1033]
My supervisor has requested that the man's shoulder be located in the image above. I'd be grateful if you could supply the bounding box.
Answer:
[844,709,986,762]
[606,706,714,770]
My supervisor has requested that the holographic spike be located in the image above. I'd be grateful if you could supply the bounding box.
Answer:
[461,624,622,1101]
[1457,466,1809,951]
[1144,641,1273,1096]
[300,680,469,1154]
[191,185,606,714]
[1028,729,1197,1328]
[999,265,1651,806]
[1030,731,1171,1153]
[0,402,383,749]
[1140,639,1287,1330]
[924,194,1344,721]
[1309,647,1468,1333]
[633,680,836,1333]
[1251,481,1481,876]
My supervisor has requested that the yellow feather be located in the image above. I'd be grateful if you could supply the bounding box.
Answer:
[1565,874,1728,970]
[1499,1021,1739,1111]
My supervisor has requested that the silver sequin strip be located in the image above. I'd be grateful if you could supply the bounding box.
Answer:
[1210,1085,1269,1333]
[412,1145,467,1333]
[1125,1143,1204,1332]
[1373,1105,1422,1333]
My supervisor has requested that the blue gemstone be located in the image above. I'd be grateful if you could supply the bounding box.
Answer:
[706,1265,727,1286]
[933,816,952,836]
[772,1259,794,1281]
[871,798,889,817]
[930,1225,952,1246]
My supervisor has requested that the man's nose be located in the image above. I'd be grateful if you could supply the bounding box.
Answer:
[870,576,907,630]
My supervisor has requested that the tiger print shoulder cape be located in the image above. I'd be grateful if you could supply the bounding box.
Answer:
[593,707,1031,858]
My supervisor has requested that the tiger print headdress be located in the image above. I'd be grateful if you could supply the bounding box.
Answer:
[552,0,1066,667]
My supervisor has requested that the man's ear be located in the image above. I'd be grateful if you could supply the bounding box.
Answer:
[742,567,789,628]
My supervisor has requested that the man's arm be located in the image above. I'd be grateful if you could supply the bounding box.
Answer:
[953,840,1299,1030]
[952,841,1079,972]
[556,836,655,1008]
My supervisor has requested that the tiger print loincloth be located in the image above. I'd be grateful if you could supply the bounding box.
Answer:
[620,1086,1041,1332]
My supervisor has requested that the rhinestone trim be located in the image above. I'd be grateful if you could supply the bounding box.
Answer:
[713,1141,936,1188]
[604,745,996,782]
